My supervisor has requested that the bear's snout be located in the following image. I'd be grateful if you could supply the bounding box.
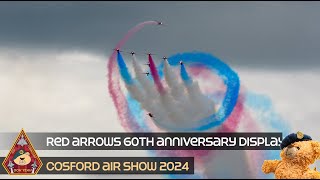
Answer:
[285,145,299,159]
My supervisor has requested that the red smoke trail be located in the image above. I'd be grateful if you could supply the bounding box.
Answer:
[108,22,264,178]
[107,21,158,132]
[148,54,165,94]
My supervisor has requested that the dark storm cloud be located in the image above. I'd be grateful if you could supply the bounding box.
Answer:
[0,1,320,68]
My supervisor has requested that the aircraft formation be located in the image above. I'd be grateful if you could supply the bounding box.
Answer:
[113,45,185,121]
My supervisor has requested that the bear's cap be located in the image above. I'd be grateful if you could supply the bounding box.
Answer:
[280,131,312,150]
[13,149,27,160]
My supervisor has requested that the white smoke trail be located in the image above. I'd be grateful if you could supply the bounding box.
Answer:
[163,61,191,109]
[124,56,216,130]
[163,60,198,126]
[131,54,157,99]
[130,55,171,127]
[184,81,216,120]
[163,60,185,100]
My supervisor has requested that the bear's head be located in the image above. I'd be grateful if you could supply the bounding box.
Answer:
[280,140,320,166]
[13,149,32,166]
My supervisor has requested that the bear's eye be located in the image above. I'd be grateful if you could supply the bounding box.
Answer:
[297,147,300,150]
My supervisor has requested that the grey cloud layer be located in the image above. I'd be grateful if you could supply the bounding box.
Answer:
[0,49,319,179]
[0,2,320,68]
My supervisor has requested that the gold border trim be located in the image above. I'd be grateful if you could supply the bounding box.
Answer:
[2,128,43,175]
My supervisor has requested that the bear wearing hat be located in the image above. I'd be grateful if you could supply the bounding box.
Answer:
[262,131,320,179]
[13,149,31,166]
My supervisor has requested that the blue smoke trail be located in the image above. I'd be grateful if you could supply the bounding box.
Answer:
[156,52,240,131]
[126,95,150,132]
[180,63,193,85]
[117,51,150,131]
[117,51,133,85]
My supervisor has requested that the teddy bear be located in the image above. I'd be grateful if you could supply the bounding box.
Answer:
[262,131,320,179]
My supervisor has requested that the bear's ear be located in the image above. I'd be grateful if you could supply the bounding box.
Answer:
[311,141,320,159]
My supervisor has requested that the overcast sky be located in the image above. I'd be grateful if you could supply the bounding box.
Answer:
[0,2,320,179]
[0,1,320,69]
